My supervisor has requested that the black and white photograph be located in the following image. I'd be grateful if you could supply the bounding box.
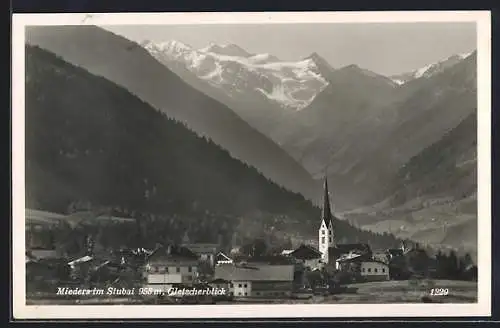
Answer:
[12,11,491,318]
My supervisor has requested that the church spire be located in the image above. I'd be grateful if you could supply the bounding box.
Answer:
[321,177,333,227]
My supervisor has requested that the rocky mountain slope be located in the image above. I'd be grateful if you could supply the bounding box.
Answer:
[342,112,477,252]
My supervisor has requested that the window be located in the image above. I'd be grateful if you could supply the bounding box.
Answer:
[321,237,325,244]
[321,230,325,235]
[382,268,385,273]
[374,268,378,273]
[244,292,247,296]
[329,231,332,236]
[256,292,260,296]
[368,268,371,273]
[329,238,332,243]
[176,267,180,273]
[154,266,159,273]
[165,267,169,273]
[244,284,247,288]
[188,266,192,273]
[238,292,241,296]
[238,284,242,288]
[362,268,365,272]
[230,283,233,288]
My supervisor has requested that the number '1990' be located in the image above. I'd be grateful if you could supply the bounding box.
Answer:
[430,288,449,296]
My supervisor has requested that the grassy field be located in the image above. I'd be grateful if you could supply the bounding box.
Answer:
[220,280,477,304]
[317,279,477,304]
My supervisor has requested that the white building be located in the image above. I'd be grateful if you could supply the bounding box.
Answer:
[143,244,199,293]
[215,252,233,265]
[182,243,219,267]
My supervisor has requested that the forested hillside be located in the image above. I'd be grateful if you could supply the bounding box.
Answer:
[25,45,403,250]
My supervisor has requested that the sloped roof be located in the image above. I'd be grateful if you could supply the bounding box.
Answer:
[291,244,322,260]
[215,264,294,282]
[216,252,232,262]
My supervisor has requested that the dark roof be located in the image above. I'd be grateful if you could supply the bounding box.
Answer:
[215,263,294,282]
[387,249,404,256]
[361,260,389,266]
[291,244,322,260]
[336,252,372,263]
[211,278,230,283]
[147,244,198,262]
[235,255,295,265]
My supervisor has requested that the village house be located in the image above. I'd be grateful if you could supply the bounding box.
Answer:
[143,244,199,293]
[214,263,294,298]
[289,244,322,269]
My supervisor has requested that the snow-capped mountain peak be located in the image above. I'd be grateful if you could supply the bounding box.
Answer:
[142,40,329,110]
[391,50,475,85]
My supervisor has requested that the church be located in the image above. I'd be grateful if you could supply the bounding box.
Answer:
[318,177,372,267]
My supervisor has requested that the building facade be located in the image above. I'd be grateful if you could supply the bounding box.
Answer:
[143,244,199,293]
[360,261,390,281]
[214,263,294,298]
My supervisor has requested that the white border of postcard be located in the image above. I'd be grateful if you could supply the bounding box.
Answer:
[12,11,492,319]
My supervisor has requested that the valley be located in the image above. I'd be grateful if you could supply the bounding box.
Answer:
[25,25,479,256]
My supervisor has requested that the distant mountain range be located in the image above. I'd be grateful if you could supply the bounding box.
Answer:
[25,26,319,202]
[137,38,477,252]
[390,52,473,85]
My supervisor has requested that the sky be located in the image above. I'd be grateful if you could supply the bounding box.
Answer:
[103,22,476,76]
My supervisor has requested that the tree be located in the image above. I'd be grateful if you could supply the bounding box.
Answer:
[407,249,430,277]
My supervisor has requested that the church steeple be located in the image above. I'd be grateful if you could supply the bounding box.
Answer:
[321,177,333,228]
